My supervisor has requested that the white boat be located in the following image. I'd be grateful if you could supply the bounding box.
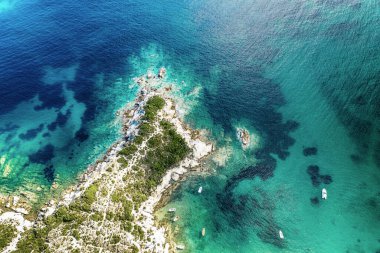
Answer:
[176,244,185,250]
[202,228,206,237]
[198,186,203,194]
[168,208,176,212]
[279,230,284,239]
[173,216,180,222]
[322,188,327,200]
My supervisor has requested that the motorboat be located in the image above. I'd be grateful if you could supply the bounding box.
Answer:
[198,186,203,194]
[202,228,206,237]
[173,216,180,222]
[168,208,176,212]
[279,230,284,239]
[322,188,327,200]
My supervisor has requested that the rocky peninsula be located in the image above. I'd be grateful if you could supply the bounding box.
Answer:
[0,68,213,253]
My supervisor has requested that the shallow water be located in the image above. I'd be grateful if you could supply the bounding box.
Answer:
[0,0,379,252]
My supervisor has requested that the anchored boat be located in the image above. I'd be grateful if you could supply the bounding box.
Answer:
[198,186,203,193]
[322,188,327,200]
[168,208,176,212]
[279,230,284,239]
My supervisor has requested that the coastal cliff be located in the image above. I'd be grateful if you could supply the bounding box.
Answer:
[0,69,213,253]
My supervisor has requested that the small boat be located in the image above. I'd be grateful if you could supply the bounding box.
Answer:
[173,216,180,222]
[198,186,203,194]
[176,244,185,250]
[202,228,206,237]
[279,230,284,239]
[322,188,327,200]
[168,208,176,212]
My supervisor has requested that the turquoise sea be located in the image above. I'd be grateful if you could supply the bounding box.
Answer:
[0,0,379,252]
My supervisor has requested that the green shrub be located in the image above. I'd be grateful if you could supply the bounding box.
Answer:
[111,190,123,203]
[117,156,128,168]
[133,135,144,145]
[122,222,132,232]
[119,145,137,157]
[110,234,121,244]
[132,225,145,240]
[147,134,162,148]
[143,96,165,121]
[130,245,139,253]
[83,183,99,206]
[72,229,80,240]
[139,122,154,137]
[68,182,99,212]
[90,212,103,222]
[0,224,16,251]
[15,228,49,253]
[106,212,114,221]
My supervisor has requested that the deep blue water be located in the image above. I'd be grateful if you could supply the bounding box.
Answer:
[1,0,380,252]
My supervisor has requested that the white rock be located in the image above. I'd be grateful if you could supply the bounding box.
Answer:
[13,196,20,206]
[171,173,180,181]
[12,208,28,215]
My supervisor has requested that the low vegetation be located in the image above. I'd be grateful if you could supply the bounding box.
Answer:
[0,223,17,251]
[143,95,165,121]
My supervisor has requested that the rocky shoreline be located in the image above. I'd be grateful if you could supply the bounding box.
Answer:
[0,68,214,252]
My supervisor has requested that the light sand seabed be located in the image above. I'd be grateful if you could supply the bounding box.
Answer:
[0,69,214,252]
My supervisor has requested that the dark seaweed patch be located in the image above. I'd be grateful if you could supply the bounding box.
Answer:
[29,144,54,164]
[47,110,72,131]
[352,95,366,106]
[216,186,285,248]
[320,175,333,184]
[310,197,319,205]
[303,147,318,156]
[34,84,66,111]
[0,123,19,134]
[19,124,44,140]
[317,72,380,167]
[326,21,360,37]
[226,155,276,192]
[75,127,89,142]
[43,165,55,182]
[350,154,363,164]
[307,165,333,187]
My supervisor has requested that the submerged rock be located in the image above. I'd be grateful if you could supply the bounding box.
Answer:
[236,127,250,148]
[303,147,318,156]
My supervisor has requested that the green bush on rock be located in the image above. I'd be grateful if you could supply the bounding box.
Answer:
[143,96,165,122]
[0,223,17,251]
